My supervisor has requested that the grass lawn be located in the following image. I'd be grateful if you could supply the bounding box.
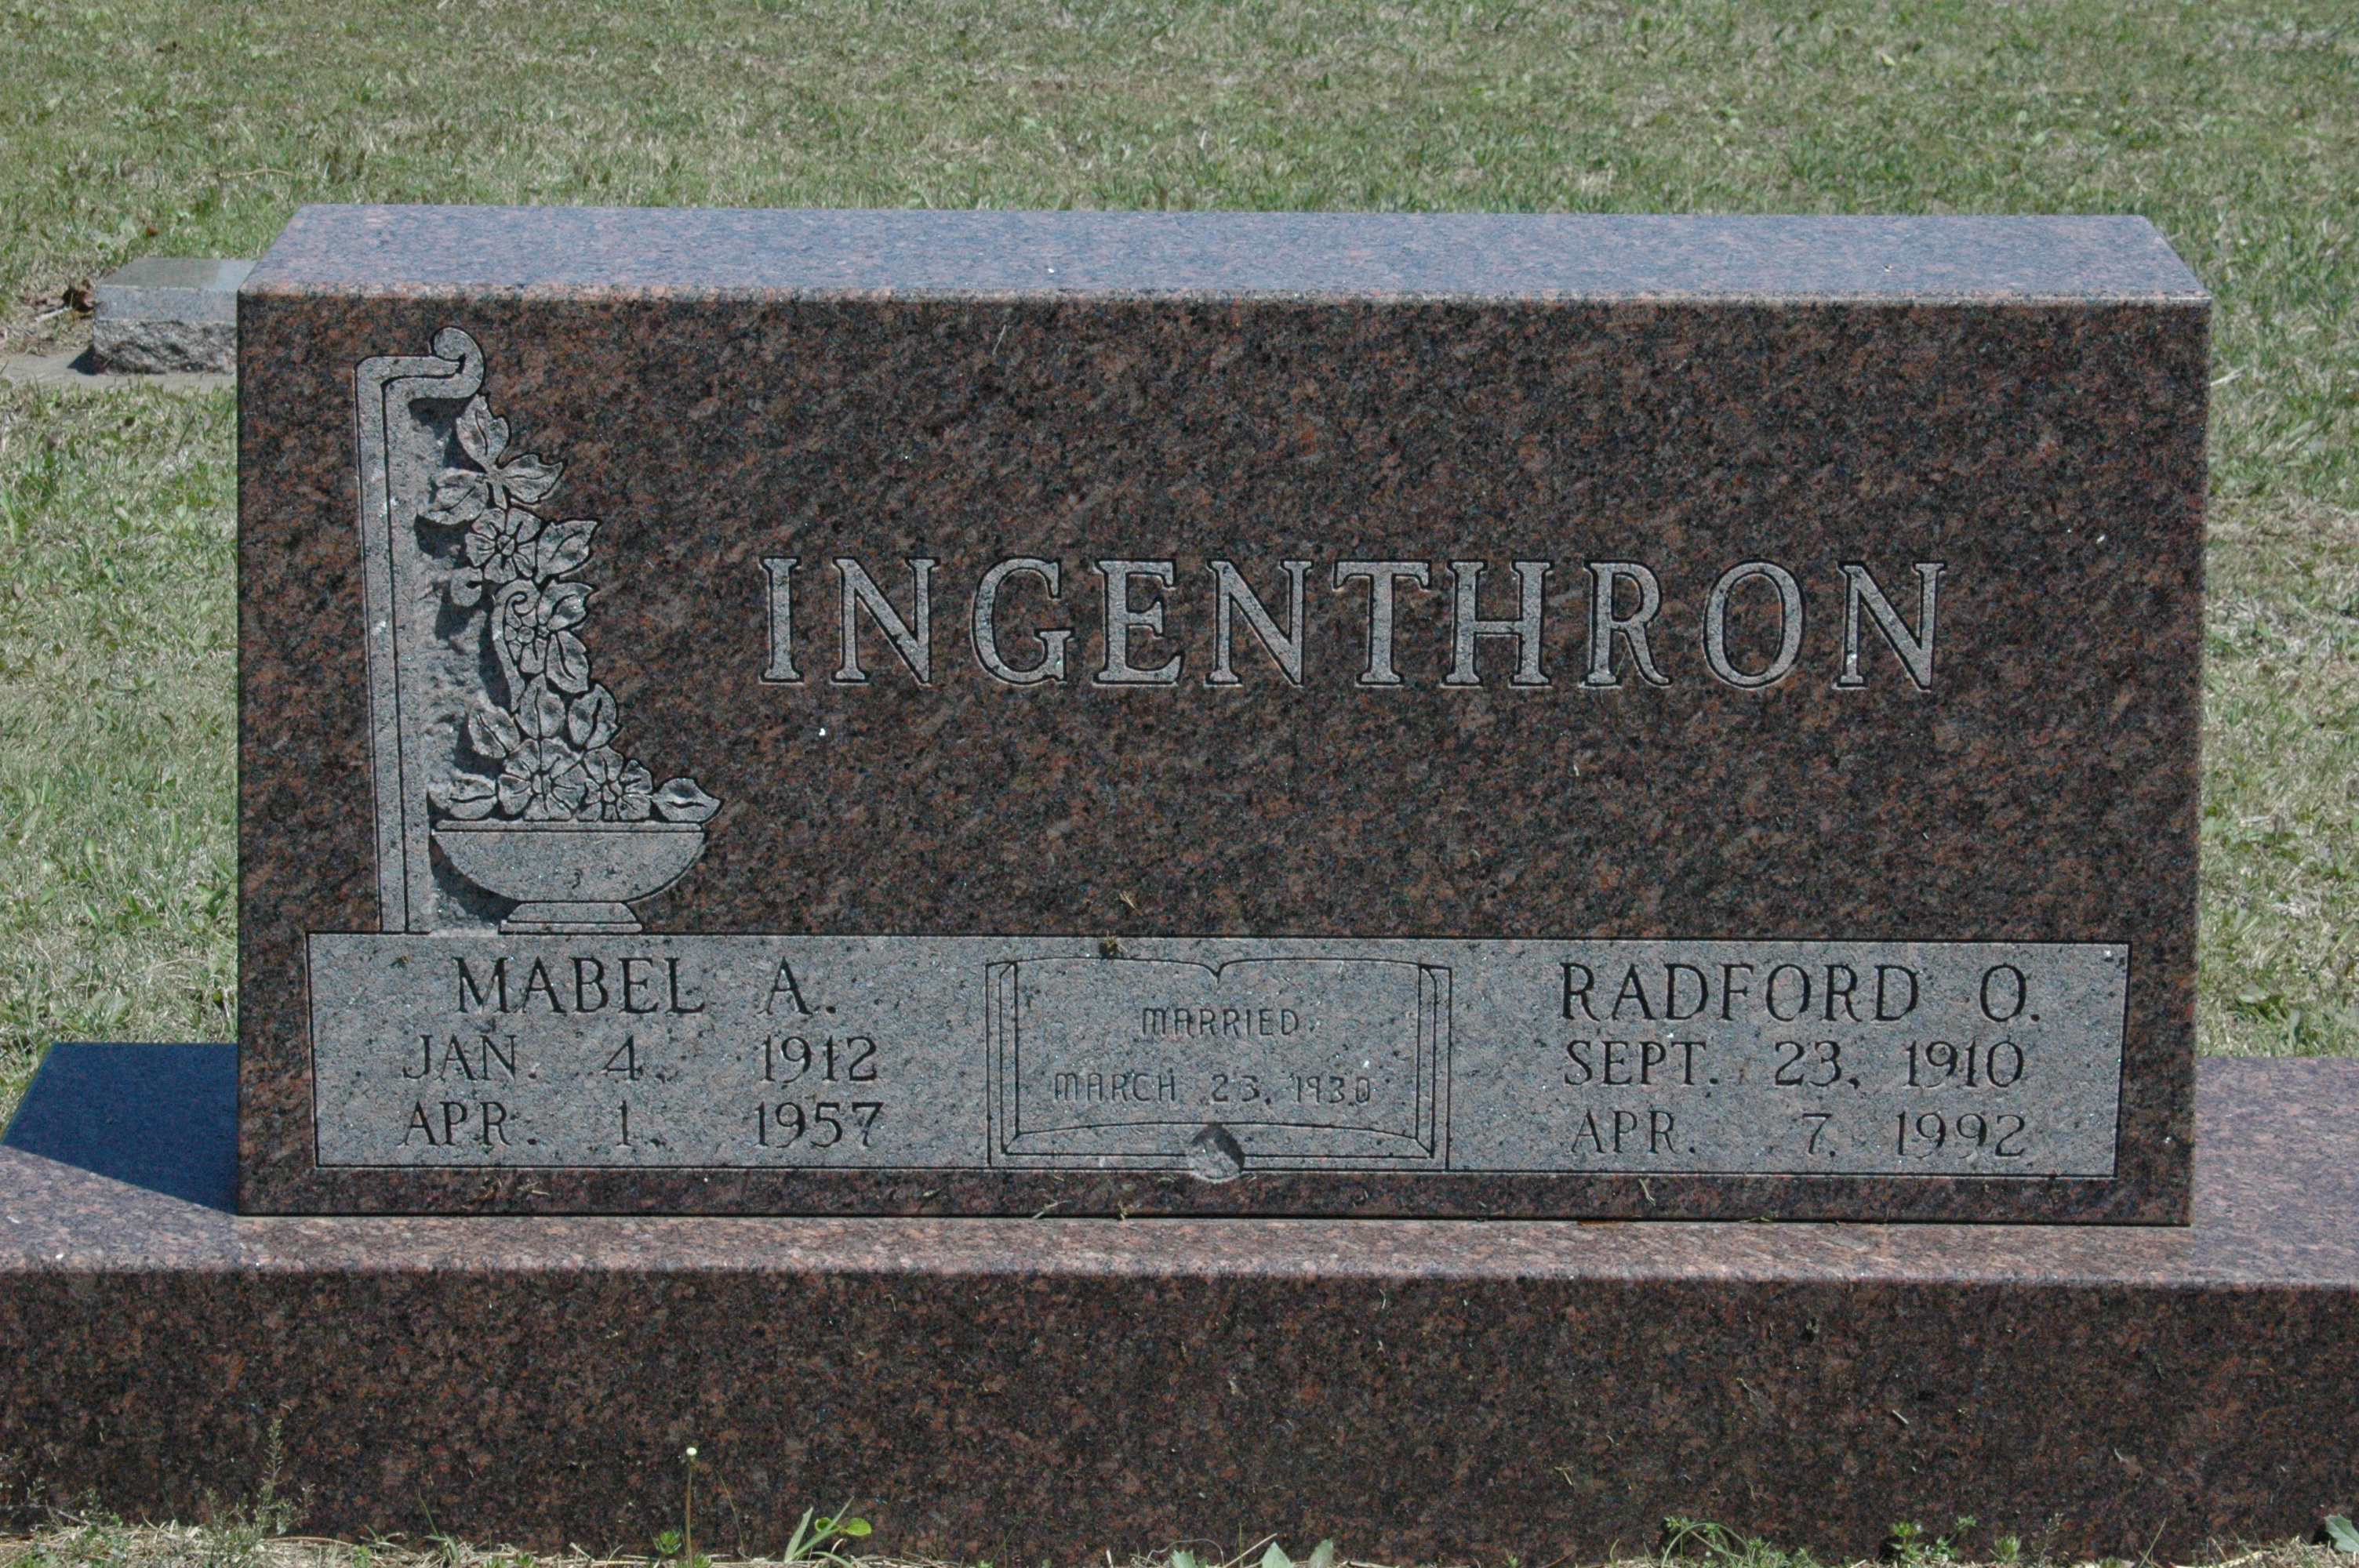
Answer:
[0,1518,2351,1568]
[2,0,2356,1119]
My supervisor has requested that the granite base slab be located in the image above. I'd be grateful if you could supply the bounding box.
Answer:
[3,1051,2354,1563]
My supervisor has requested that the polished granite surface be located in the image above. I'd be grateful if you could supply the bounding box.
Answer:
[2,1057,2352,1559]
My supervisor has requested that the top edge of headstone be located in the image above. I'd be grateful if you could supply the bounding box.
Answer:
[245,204,2208,304]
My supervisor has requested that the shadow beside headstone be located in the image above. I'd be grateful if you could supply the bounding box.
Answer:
[2,1042,237,1210]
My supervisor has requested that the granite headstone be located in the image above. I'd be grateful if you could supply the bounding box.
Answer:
[238,205,2205,1220]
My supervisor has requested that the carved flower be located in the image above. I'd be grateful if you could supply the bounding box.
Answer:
[498,738,588,820]
[581,746,656,822]
[420,367,724,834]
[496,579,593,692]
[449,510,540,608]
[467,507,542,582]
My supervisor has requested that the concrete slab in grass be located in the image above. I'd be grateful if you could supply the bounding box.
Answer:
[2,348,232,393]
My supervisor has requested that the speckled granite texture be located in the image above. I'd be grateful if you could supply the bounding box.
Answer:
[252,205,2205,299]
[238,205,2206,1219]
[3,1058,2352,1559]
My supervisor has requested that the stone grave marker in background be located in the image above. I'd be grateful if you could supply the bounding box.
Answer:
[237,205,2205,1220]
[93,256,251,372]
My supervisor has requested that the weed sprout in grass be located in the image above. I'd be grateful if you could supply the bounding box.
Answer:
[1171,1541,1337,1568]
[1661,1516,1823,1568]
[1885,1520,1978,1568]
[768,1504,870,1567]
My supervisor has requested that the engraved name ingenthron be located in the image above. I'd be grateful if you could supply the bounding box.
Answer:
[758,556,1945,691]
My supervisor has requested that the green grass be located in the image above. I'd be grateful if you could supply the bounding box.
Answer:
[2202,495,2359,1055]
[0,385,235,1107]
[2,0,2356,1115]
[0,1521,2347,1568]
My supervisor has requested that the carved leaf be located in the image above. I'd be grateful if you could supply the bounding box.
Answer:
[448,564,484,608]
[652,777,720,824]
[549,630,591,693]
[467,706,522,761]
[536,518,597,579]
[540,580,591,632]
[455,396,508,468]
[518,676,569,741]
[496,452,562,506]
[424,468,490,528]
[617,757,656,821]
[569,684,618,750]
[434,773,499,820]
[496,766,532,818]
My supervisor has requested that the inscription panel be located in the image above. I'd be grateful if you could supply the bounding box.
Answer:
[988,956,1448,1171]
[310,935,2125,1177]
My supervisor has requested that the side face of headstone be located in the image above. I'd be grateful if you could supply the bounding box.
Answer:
[238,206,2206,1220]
[91,257,251,373]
